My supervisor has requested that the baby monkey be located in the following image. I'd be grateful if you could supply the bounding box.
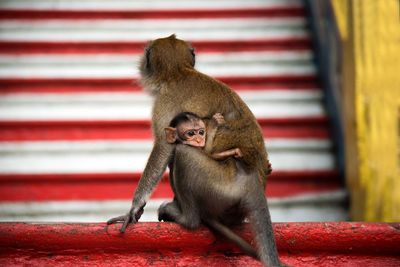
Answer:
[164,112,243,161]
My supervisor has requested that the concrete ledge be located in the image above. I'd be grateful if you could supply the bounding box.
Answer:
[1,222,399,266]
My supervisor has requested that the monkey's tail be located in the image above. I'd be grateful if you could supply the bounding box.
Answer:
[204,219,259,259]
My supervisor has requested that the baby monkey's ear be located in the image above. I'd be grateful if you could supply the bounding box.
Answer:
[164,127,178,144]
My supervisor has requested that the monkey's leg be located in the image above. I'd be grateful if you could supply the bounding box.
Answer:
[158,198,179,222]
[175,145,281,266]
[174,145,262,260]
[158,196,201,230]
[160,146,202,230]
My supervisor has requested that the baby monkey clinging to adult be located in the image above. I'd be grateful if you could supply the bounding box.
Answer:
[164,112,243,161]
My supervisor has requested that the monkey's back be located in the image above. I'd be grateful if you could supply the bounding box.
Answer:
[154,69,269,179]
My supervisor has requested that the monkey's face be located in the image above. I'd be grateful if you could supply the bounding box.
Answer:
[139,34,195,79]
[177,120,206,148]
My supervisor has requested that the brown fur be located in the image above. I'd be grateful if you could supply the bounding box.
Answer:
[140,34,270,181]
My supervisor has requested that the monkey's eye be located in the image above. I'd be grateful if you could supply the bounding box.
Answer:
[198,129,205,136]
[186,131,195,137]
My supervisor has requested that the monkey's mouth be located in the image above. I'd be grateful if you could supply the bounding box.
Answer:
[182,140,205,148]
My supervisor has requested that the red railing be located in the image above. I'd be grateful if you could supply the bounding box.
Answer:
[1,222,399,266]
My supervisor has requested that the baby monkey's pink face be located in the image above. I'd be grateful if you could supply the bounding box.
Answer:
[178,119,206,148]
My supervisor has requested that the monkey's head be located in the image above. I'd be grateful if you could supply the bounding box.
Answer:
[165,112,206,148]
[139,34,196,81]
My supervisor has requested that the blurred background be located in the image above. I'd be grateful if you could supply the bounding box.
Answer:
[0,0,398,223]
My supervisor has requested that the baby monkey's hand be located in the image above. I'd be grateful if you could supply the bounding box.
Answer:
[212,113,225,125]
[233,148,243,158]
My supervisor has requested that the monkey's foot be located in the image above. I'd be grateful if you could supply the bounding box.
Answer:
[107,213,135,233]
[107,206,144,233]
[158,202,176,222]
[158,212,175,222]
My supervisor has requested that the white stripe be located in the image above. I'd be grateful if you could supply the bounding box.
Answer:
[0,51,314,78]
[0,139,332,152]
[0,97,325,121]
[0,0,303,11]
[0,51,313,63]
[0,18,308,41]
[0,63,315,78]
[0,18,306,31]
[0,90,322,104]
[0,191,348,222]
[0,141,334,174]
[0,66,315,79]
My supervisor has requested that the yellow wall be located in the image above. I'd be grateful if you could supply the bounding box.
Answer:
[332,0,400,221]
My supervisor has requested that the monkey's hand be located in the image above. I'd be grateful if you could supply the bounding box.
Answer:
[212,113,225,126]
[233,148,243,158]
[107,203,145,233]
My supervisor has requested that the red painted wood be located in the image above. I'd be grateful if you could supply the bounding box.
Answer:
[0,117,329,141]
[1,222,399,266]
[0,8,305,20]
[0,75,318,93]
[0,171,340,201]
[0,38,312,54]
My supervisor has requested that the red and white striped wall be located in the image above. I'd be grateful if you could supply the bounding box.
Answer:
[0,0,347,222]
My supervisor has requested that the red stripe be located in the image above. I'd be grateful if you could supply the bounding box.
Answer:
[0,117,329,141]
[0,76,318,93]
[0,8,305,20]
[0,171,340,201]
[0,38,312,54]
[0,171,338,183]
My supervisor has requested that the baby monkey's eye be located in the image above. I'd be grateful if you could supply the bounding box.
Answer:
[187,131,195,137]
[199,129,205,136]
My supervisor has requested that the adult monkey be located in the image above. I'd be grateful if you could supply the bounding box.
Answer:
[107,34,281,266]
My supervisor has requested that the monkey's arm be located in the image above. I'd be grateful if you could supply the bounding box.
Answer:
[107,141,174,232]
[204,123,218,153]
[204,113,225,153]
[211,148,243,161]
[211,113,269,171]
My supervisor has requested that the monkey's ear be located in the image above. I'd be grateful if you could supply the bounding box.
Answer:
[143,43,152,73]
[189,47,196,67]
[165,127,178,144]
